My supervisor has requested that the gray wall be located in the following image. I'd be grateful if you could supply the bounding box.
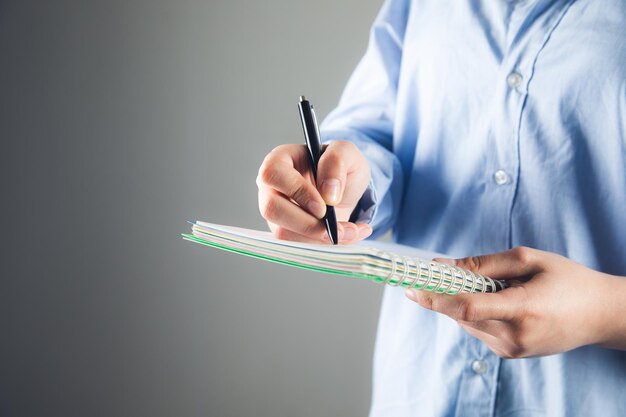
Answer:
[0,1,384,416]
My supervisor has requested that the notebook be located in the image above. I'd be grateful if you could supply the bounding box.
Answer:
[182,221,507,294]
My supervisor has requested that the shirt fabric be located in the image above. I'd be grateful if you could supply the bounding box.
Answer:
[320,1,626,416]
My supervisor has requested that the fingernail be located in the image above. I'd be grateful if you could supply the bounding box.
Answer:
[321,179,340,205]
[342,227,356,242]
[306,200,325,218]
[358,225,372,239]
[434,257,456,265]
[405,289,418,301]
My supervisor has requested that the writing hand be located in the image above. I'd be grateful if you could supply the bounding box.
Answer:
[405,247,626,357]
[256,141,372,244]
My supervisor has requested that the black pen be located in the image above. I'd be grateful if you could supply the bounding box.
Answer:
[297,96,339,245]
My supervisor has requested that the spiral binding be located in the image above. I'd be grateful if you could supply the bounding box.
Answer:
[375,251,506,294]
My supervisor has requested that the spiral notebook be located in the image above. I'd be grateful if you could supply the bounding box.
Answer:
[182,221,507,294]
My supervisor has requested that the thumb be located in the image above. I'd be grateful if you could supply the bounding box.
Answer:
[317,140,363,206]
[438,246,545,281]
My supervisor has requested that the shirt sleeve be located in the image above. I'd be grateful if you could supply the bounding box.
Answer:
[320,0,409,238]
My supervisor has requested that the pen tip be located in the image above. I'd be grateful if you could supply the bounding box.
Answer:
[299,95,306,102]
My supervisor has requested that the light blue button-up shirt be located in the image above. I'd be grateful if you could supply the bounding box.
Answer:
[321,1,626,416]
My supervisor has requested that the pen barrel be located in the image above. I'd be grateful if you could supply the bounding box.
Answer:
[298,99,323,179]
[298,96,338,245]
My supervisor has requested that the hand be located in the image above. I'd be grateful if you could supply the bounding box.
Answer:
[405,247,626,358]
[256,141,372,244]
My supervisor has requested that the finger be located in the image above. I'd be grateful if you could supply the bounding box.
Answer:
[261,143,314,173]
[355,223,373,241]
[405,288,523,322]
[267,221,372,245]
[257,151,326,219]
[317,141,363,205]
[258,188,328,239]
[268,222,330,244]
[436,246,546,281]
[459,319,510,340]
[458,322,514,358]
[337,222,372,245]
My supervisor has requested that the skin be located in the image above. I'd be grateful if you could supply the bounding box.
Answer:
[406,248,626,357]
[257,142,626,357]
[256,141,372,244]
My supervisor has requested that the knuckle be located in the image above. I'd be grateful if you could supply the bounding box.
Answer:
[321,149,343,167]
[499,326,529,359]
[510,330,528,352]
[322,143,348,164]
[259,196,279,221]
[256,168,270,189]
[270,144,291,155]
[418,294,434,310]
[258,160,278,186]
[500,346,525,359]
[496,350,515,359]
[454,300,476,322]
[290,180,310,204]
[511,246,534,264]
[470,256,482,271]
[273,227,290,241]
[270,144,304,161]
[333,140,358,154]
[458,256,482,272]
[508,327,528,349]
[302,222,324,240]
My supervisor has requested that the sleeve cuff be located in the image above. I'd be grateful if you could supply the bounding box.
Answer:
[349,180,378,225]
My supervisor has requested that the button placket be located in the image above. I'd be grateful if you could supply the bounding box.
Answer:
[507,71,523,89]
[494,170,510,185]
[472,359,488,375]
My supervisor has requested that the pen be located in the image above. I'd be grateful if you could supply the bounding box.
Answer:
[297,95,339,245]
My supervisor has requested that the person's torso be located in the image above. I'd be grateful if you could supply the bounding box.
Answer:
[371,1,626,416]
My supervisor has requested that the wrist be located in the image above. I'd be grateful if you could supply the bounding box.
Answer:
[594,273,626,350]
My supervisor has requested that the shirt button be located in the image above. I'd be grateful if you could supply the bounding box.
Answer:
[472,359,488,374]
[507,72,523,88]
[493,170,509,185]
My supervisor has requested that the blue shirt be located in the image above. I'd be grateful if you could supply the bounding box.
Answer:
[321,1,626,416]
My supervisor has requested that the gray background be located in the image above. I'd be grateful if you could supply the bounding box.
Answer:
[0,1,384,416]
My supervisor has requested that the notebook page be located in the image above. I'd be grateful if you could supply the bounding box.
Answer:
[194,221,445,260]
[194,221,368,255]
